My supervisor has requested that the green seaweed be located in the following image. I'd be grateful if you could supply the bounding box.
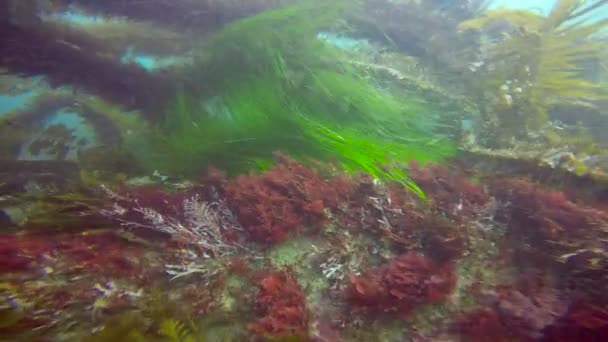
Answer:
[131,0,457,197]
[159,319,199,342]
[86,312,148,342]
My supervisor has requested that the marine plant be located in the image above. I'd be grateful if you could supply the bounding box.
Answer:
[352,0,490,89]
[347,254,456,316]
[460,0,608,146]
[408,160,489,222]
[132,0,457,197]
[249,271,308,339]
[58,0,287,32]
[543,302,608,341]
[159,319,199,342]
[0,20,177,115]
[223,155,350,245]
[0,231,143,278]
[98,184,244,256]
[490,177,608,271]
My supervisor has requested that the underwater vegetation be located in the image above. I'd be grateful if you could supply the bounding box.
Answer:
[0,92,147,166]
[0,2,182,117]
[1,155,608,340]
[249,271,308,338]
[55,0,290,32]
[352,0,490,89]
[130,1,456,197]
[490,177,608,272]
[460,0,608,147]
[223,155,349,244]
[1,0,608,341]
[347,253,456,316]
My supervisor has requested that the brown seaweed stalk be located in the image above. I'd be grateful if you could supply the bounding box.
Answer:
[0,22,177,119]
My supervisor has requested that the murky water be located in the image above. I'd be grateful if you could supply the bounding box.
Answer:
[1,1,607,340]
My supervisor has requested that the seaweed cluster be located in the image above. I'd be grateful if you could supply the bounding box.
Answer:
[460,0,608,147]
[1,154,608,340]
[348,254,456,315]
[1,0,608,340]
[127,1,457,197]
[249,271,308,338]
[224,155,349,244]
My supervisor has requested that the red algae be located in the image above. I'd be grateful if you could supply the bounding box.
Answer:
[0,231,143,279]
[491,178,606,239]
[0,235,50,272]
[490,177,608,269]
[454,308,510,342]
[456,282,569,342]
[225,155,351,244]
[4,153,608,340]
[249,271,308,339]
[347,254,456,315]
[543,303,608,342]
[408,160,489,222]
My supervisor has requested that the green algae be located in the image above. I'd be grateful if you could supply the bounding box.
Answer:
[268,237,331,302]
[219,274,249,313]
[269,237,317,269]
[131,1,457,197]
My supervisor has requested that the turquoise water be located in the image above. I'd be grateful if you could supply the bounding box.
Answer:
[44,12,185,70]
[120,47,185,70]
[493,0,608,21]
[491,0,555,13]
[18,111,97,161]
[0,90,38,116]
[44,11,123,25]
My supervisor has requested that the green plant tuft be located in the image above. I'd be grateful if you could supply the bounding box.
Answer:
[131,0,457,197]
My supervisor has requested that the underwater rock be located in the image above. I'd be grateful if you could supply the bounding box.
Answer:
[421,218,466,264]
[0,208,13,227]
[550,102,608,144]
[58,0,285,32]
[495,288,567,339]
[454,308,510,342]
[0,159,81,195]
[458,149,608,201]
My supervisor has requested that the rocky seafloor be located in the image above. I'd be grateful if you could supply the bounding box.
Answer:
[1,155,607,341]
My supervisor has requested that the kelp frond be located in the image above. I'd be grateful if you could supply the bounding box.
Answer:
[460,0,608,101]
[459,0,608,142]
[458,9,544,31]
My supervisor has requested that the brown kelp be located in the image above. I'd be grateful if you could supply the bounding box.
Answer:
[58,0,294,32]
[460,0,608,146]
[0,22,178,117]
[351,0,488,89]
